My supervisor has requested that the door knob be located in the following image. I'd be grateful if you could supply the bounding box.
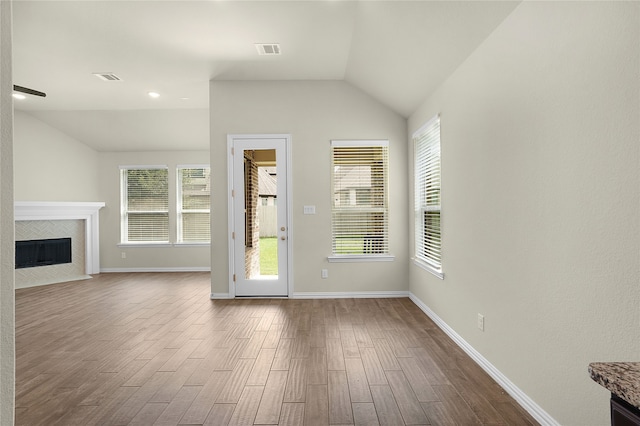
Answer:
[281,227,286,231]
[281,236,286,240]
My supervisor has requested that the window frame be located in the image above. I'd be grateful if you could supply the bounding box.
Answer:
[328,140,394,263]
[176,165,211,245]
[120,165,170,246]
[413,115,444,279]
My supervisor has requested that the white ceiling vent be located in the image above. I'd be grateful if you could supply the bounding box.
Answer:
[255,43,281,55]
[92,73,122,81]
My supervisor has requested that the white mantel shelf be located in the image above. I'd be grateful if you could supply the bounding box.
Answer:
[14,201,106,275]
[15,201,106,220]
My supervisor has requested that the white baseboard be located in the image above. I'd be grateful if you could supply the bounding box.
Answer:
[210,293,232,299]
[100,267,211,273]
[15,274,92,290]
[408,293,559,426]
[210,291,409,299]
[292,291,409,299]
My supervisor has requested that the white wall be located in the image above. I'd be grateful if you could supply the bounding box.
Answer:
[408,2,639,425]
[13,111,100,202]
[210,80,408,296]
[13,112,211,272]
[0,1,14,424]
[98,151,211,271]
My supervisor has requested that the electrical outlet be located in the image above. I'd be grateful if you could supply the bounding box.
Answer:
[477,313,484,331]
[321,269,328,279]
[121,252,126,259]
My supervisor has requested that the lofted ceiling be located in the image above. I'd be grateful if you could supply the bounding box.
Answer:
[12,0,520,152]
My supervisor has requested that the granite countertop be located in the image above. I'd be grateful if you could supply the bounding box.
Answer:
[589,362,640,410]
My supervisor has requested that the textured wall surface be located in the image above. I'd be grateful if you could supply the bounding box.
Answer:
[0,1,15,424]
[13,111,100,203]
[15,220,86,289]
[98,150,211,271]
[408,2,640,425]
[209,80,408,296]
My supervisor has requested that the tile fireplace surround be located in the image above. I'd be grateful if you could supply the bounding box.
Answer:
[14,201,105,288]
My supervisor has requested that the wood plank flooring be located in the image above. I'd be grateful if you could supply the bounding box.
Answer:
[15,272,538,425]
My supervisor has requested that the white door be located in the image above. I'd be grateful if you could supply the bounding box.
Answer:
[229,135,290,297]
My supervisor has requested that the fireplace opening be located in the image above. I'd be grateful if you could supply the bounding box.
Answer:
[15,238,72,269]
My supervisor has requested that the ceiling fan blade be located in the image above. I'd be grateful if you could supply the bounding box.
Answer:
[13,85,46,97]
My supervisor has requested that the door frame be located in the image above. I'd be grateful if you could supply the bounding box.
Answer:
[226,134,293,298]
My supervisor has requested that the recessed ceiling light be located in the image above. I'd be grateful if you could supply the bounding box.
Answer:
[180,97,190,101]
[12,93,26,100]
[148,92,160,98]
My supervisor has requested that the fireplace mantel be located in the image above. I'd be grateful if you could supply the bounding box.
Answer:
[14,201,106,275]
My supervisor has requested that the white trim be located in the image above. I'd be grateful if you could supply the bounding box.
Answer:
[413,258,444,279]
[210,293,233,299]
[101,267,211,273]
[15,201,106,218]
[16,275,92,289]
[227,134,293,298]
[173,242,210,248]
[413,115,443,274]
[292,291,409,299]
[408,293,560,426]
[412,113,440,139]
[120,167,170,245]
[330,141,391,258]
[330,139,389,148]
[15,201,105,275]
[176,165,211,244]
[328,255,395,263]
[118,164,168,170]
[285,135,294,298]
[227,137,236,298]
[117,243,173,248]
[177,164,210,169]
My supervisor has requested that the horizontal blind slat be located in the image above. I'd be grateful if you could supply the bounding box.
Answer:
[179,167,211,242]
[414,116,442,270]
[123,168,169,243]
[331,143,389,255]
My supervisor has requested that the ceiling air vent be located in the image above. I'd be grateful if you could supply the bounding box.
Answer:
[255,43,281,56]
[92,73,122,82]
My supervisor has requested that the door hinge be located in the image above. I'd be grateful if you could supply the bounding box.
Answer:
[233,274,236,282]
[232,232,235,239]
[232,189,235,197]
[231,147,234,155]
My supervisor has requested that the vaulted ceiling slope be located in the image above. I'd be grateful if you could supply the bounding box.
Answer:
[12,1,519,151]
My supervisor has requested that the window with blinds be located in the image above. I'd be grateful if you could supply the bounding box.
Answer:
[414,115,443,277]
[121,167,169,243]
[331,140,389,257]
[177,166,211,243]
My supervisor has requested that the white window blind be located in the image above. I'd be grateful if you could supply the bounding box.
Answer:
[414,116,442,274]
[121,166,169,243]
[177,166,211,243]
[331,140,389,256]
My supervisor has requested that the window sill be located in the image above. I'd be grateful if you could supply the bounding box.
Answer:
[328,255,395,263]
[118,243,172,248]
[174,242,211,247]
[412,257,444,279]
[118,242,210,248]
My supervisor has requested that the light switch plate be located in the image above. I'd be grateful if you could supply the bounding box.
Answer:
[303,205,316,215]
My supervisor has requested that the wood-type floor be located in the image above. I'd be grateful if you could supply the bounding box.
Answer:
[15,272,538,425]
